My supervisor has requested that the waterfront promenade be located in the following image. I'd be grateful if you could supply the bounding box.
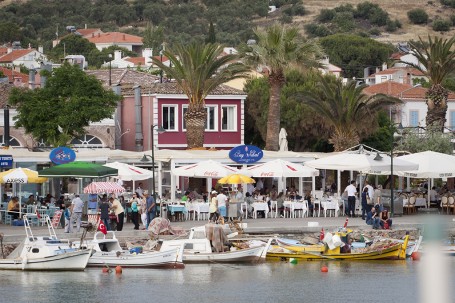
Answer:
[1,213,454,244]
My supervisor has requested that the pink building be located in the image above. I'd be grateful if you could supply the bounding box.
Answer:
[118,83,246,151]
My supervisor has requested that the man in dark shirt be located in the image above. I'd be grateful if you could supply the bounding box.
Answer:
[145,191,156,228]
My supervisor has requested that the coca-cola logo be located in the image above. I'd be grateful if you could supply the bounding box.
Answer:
[203,171,219,177]
[260,172,274,177]
[229,145,263,164]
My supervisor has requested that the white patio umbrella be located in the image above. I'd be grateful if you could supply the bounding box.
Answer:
[395,151,455,208]
[103,162,153,181]
[279,128,288,152]
[245,159,319,178]
[172,160,239,178]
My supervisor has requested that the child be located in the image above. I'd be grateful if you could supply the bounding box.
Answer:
[64,205,72,233]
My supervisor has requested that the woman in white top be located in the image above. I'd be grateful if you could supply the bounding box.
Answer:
[209,191,218,222]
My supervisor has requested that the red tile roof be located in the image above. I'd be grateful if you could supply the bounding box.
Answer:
[0,49,35,62]
[76,28,102,37]
[370,67,425,77]
[363,81,455,99]
[152,55,169,63]
[0,47,8,56]
[88,32,143,44]
[390,53,403,60]
[0,67,28,83]
[125,57,145,65]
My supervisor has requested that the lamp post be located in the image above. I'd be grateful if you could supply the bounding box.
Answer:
[390,123,404,217]
[140,125,165,203]
[108,53,112,86]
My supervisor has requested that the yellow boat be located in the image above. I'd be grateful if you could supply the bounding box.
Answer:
[267,235,409,261]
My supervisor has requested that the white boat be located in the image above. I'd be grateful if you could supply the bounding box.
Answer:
[0,215,92,271]
[75,231,184,269]
[159,225,272,263]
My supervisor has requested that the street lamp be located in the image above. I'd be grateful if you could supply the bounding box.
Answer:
[390,123,404,217]
[108,53,112,86]
[140,125,166,202]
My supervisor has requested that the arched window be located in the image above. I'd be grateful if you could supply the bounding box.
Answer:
[0,135,21,147]
[70,135,103,148]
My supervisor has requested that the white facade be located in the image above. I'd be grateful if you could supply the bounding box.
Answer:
[399,99,455,130]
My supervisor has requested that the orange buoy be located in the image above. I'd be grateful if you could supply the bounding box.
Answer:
[321,266,329,273]
[411,252,421,261]
[115,265,123,274]
[102,267,109,273]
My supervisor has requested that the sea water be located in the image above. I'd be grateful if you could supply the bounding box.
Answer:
[0,259,454,303]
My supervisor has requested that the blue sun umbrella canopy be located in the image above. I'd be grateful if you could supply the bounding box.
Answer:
[38,161,118,178]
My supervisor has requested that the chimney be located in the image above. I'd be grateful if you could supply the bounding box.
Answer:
[38,45,43,54]
[143,48,153,66]
[114,50,122,61]
[85,24,87,29]
[382,62,387,71]
[134,85,144,151]
[29,69,35,89]
[7,48,12,54]
[13,77,22,86]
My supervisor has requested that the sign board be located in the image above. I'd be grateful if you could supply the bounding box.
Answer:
[229,145,263,164]
[0,155,13,168]
[49,147,76,165]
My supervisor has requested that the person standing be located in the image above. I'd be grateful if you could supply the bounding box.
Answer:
[145,191,156,228]
[209,191,218,222]
[110,196,124,231]
[64,204,72,233]
[136,183,144,198]
[361,187,368,220]
[216,190,228,219]
[344,180,357,218]
[99,198,111,231]
[130,193,140,230]
[363,181,374,212]
[373,185,383,212]
[56,196,65,228]
[70,195,85,233]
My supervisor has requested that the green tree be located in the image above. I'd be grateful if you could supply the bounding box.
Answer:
[205,21,216,44]
[299,77,400,151]
[48,34,98,64]
[407,8,429,24]
[151,43,250,149]
[398,129,453,154]
[8,63,121,146]
[241,23,323,151]
[402,36,455,131]
[143,22,165,52]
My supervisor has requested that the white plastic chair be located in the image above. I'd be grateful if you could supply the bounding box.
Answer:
[269,200,278,218]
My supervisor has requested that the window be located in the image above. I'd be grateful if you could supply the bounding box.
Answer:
[182,105,217,131]
[409,110,419,127]
[0,136,20,147]
[450,111,455,130]
[162,105,177,131]
[221,106,236,131]
[70,135,103,148]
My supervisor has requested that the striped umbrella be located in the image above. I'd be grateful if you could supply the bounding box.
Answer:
[83,182,125,194]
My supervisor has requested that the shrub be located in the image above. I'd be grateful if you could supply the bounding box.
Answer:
[333,11,355,32]
[432,18,451,31]
[407,9,429,24]
[369,28,381,36]
[304,23,331,38]
[369,9,389,26]
[440,0,455,8]
[318,9,335,22]
[280,14,293,24]
[385,19,398,32]
[450,14,455,26]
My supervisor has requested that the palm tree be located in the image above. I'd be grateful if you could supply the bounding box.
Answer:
[241,23,323,151]
[151,43,249,149]
[300,78,400,151]
[402,36,455,131]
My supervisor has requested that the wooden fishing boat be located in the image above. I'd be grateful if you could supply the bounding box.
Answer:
[267,235,409,261]
[74,231,185,269]
[0,215,92,271]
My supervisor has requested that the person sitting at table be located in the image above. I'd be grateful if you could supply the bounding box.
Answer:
[366,205,381,229]
[181,191,190,202]
[7,196,20,220]
[429,186,439,207]
[25,195,35,205]
[379,209,392,229]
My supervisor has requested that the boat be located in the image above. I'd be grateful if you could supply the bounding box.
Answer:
[267,232,409,261]
[159,224,272,263]
[75,231,185,269]
[0,215,92,271]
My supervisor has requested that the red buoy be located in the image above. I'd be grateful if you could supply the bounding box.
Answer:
[411,252,421,261]
[115,265,123,274]
[321,266,328,273]
[102,267,109,273]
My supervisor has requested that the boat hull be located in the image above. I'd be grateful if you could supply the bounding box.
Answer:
[0,249,92,271]
[87,248,184,269]
[183,246,264,263]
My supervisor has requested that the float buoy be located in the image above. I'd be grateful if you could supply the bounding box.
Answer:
[321,266,329,273]
[411,251,421,261]
[289,258,298,264]
[102,267,110,273]
[115,265,123,274]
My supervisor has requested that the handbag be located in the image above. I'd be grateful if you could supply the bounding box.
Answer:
[384,221,389,229]
[366,194,372,205]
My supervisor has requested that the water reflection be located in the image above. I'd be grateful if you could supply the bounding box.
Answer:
[0,259,453,303]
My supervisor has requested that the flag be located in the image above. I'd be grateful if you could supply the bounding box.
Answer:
[319,228,325,241]
[98,221,107,235]
[35,209,41,219]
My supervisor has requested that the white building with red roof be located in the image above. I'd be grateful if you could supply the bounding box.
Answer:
[87,32,143,53]
[0,48,47,69]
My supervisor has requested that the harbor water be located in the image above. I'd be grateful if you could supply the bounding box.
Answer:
[1,259,454,303]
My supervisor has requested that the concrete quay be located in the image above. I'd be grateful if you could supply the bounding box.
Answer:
[1,213,454,244]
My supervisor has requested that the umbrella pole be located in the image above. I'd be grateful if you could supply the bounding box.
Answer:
[19,183,22,218]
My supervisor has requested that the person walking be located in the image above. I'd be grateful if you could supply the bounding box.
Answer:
[209,191,218,222]
[110,196,124,231]
[130,193,140,230]
[70,195,85,233]
[344,180,357,218]
[145,191,156,228]
[361,187,368,220]
[216,190,228,219]
[99,198,111,231]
